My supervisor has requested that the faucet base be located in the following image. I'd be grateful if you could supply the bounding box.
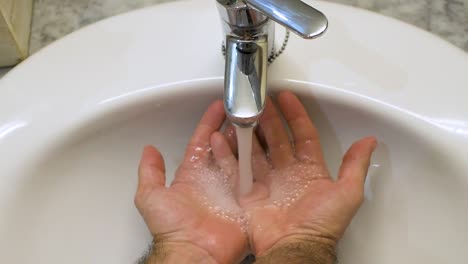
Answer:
[221,30,290,66]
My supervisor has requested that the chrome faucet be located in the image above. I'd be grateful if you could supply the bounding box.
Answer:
[217,0,328,127]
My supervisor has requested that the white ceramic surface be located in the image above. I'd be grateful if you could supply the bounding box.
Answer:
[0,0,467,263]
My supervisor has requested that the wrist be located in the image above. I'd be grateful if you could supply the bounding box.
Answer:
[255,235,337,264]
[144,240,217,264]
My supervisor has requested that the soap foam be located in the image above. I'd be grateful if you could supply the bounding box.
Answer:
[179,133,328,230]
[185,165,248,231]
[269,162,327,208]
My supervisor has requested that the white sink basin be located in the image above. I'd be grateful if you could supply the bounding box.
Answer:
[1,0,467,263]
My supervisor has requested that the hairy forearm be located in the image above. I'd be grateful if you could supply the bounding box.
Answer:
[139,240,217,264]
[254,237,337,264]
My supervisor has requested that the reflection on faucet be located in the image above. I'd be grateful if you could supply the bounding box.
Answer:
[224,36,267,127]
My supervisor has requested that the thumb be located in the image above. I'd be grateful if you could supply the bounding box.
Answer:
[337,137,377,188]
[137,145,166,198]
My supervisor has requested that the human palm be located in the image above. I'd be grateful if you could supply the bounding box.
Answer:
[245,162,368,255]
[223,91,377,256]
[135,101,248,264]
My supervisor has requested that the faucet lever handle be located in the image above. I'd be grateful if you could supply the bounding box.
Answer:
[245,0,328,39]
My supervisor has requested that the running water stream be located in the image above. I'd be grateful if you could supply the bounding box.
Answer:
[236,126,254,196]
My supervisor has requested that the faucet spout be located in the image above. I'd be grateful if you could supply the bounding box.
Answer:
[224,35,268,127]
[217,0,327,127]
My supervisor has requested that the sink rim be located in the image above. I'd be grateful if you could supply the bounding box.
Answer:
[1,0,468,262]
[0,0,467,206]
[1,78,468,263]
[0,0,466,129]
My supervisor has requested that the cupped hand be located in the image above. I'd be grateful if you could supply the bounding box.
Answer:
[223,91,377,256]
[135,101,249,264]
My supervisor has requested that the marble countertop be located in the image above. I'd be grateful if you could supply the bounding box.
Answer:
[1,0,467,78]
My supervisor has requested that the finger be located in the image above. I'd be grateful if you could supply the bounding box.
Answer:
[137,146,166,199]
[223,123,238,156]
[255,125,268,151]
[258,97,295,168]
[337,137,377,188]
[211,132,239,188]
[277,91,325,164]
[252,134,270,182]
[184,100,226,164]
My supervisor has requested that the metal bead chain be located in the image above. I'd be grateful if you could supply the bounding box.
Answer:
[268,30,290,64]
[222,30,290,65]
